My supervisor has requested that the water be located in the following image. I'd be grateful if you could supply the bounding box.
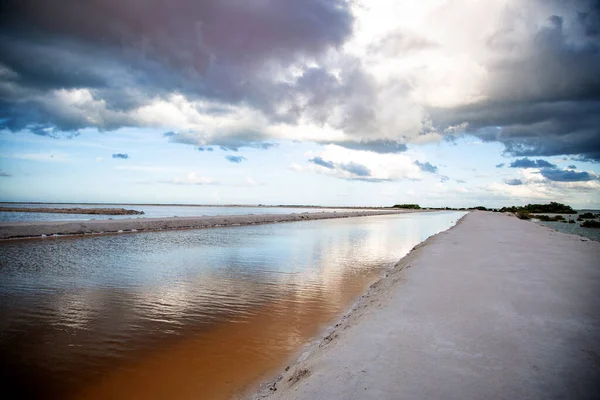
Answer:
[0,203,379,223]
[532,210,600,242]
[0,211,466,399]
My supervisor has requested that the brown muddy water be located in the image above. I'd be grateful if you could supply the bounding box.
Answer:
[0,211,465,399]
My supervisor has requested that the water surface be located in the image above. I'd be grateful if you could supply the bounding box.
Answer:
[0,211,465,399]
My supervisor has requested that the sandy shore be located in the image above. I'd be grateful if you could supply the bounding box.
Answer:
[0,210,409,240]
[251,211,600,400]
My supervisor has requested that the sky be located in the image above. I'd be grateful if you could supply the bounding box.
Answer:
[0,0,599,208]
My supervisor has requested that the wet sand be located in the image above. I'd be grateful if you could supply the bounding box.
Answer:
[253,211,600,399]
[0,210,411,240]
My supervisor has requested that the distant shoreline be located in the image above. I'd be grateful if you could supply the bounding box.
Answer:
[0,207,144,215]
[0,209,422,241]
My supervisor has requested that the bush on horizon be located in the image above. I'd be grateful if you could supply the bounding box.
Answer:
[515,211,531,220]
[392,204,421,209]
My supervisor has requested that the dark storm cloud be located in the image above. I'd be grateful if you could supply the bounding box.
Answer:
[225,155,246,164]
[509,158,557,169]
[429,1,600,161]
[0,0,353,137]
[540,169,594,182]
[505,179,523,186]
[112,153,129,159]
[339,162,370,177]
[414,160,438,174]
[309,156,335,169]
[568,164,577,169]
[0,0,352,69]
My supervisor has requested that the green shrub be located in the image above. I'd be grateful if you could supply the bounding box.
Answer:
[579,212,596,219]
[537,215,564,222]
[581,220,600,228]
[515,211,531,220]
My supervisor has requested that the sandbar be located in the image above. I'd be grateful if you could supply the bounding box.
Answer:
[0,210,411,240]
[0,207,144,215]
[252,211,600,399]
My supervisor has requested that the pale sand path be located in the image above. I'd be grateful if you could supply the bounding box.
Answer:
[253,211,600,400]
[0,210,409,240]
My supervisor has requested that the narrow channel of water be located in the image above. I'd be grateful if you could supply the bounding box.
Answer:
[0,211,465,399]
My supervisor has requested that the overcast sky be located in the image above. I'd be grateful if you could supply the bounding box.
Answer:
[0,0,599,207]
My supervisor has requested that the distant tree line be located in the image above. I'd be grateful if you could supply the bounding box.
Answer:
[389,202,577,214]
[497,202,576,214]
[392,204,421,209]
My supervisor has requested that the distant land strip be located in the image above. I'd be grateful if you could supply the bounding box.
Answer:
[0,207,144,215]
[0,210,422,240]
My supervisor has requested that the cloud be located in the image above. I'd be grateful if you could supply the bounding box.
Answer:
[197,147,214,152]
[1,0,599,161]
[96,157,104,162]
[168,172,215,185]
[509,158,557,169]
[368,29,437,56]
[414,160,438,174]
[331,139,408,154]
[0,171,11,177]
[0,0,355,145]
[305,145,421,181]
[427,1,600,161]
[540,169,595,182]
[505,179,523,186]
[568,164,577,169]
[112,153,129,160]
[288,163,303,172]
[309,156,335,169]
[225,155,246,164]
[440,176,450,183]
[496,163,505,168]
[339,162,371,177]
